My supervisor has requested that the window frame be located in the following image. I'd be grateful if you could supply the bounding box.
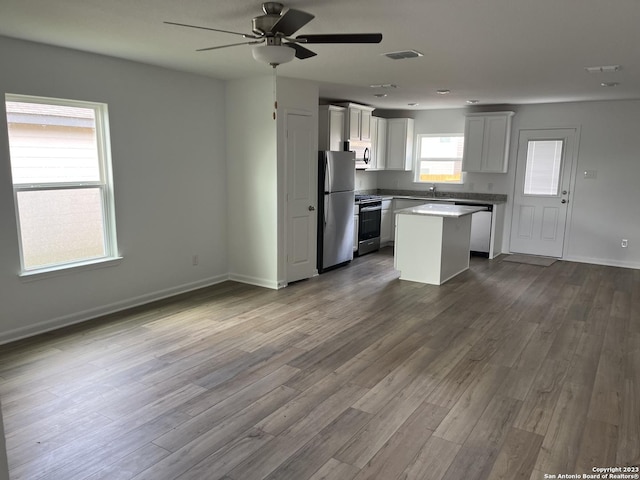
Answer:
[413,133,465,185]
[5,93,120,277]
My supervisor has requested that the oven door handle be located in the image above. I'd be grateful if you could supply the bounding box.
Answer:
[360,205,382,212]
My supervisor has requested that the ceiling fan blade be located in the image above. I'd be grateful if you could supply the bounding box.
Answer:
[284,42,317,60]
[196,40,264,52]
[164,21,260,39]
[271,9,315,36]
[296,33,383,44]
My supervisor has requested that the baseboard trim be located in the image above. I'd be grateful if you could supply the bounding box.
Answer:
[228,273,280,290]
[562,255,640,270]
[0,274,230,346]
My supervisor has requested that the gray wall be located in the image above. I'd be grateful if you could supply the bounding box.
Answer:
[0,36,230,343]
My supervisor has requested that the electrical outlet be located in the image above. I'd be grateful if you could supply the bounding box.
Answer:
[192,254,199,265]
[621,239,628,248]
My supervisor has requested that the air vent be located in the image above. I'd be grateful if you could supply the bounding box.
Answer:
[382,50,424,60]
[585,65,622,73]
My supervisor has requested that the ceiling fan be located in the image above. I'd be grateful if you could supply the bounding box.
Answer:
[165,2,383,67]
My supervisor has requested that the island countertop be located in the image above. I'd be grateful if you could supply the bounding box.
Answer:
[395,203,487,218]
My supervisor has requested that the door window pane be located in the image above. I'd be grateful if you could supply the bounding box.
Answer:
[523,140,563,195]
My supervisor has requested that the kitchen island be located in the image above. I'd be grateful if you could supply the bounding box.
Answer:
[394,204,486,285]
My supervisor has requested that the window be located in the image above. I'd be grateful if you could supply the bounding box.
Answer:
[414,134,464,184]
[523,140,564,196]
[5,94,118,274]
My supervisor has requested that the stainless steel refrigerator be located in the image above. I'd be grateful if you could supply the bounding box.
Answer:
[317,151,355,273]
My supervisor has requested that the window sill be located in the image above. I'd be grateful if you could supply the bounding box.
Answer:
[19,256,123,282]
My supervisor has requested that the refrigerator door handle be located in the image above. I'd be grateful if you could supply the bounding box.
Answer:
[324,195,328,227]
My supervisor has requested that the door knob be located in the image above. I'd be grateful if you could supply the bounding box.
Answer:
[561,199,567,204]
[308,206,315,211]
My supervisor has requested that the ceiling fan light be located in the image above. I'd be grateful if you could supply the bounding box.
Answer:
[252,44,295,66]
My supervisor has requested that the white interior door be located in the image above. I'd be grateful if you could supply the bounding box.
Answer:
[510,128,577,257]
[286,112,317,282]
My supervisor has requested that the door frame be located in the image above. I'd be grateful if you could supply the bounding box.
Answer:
[508,126,581,258]
[281,107,318,286]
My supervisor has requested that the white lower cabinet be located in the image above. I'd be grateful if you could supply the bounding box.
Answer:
[353,206,359,253]
[380,199,393,245]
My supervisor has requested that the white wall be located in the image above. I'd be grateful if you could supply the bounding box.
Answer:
[0,36,229,343]
[226,75,279,288]
[375,100,640,269]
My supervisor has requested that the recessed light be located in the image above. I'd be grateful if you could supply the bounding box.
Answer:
[436,89,451,95]
[600,82,620,87]
[466,99,479,104]
[369,84,398,89]
[374,93,387,98]
[407,102,419,107]
[585,65,622,73]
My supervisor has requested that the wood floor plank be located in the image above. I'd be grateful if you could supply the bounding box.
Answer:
[133,385,298,480]
[398,435,461,480]
[351,401,448,480]
[0,249,637,480]
[306,458,359,480]
[485,427,544,480]
[334,374,437,469]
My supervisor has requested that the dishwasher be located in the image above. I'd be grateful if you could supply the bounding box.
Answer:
[455,203,492,257]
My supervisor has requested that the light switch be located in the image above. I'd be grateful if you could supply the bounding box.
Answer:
[583,170,597,179]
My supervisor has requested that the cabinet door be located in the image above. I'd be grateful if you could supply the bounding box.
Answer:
[386,119,413,171]
[360,109,372,141]
[353,214,359,252]
[329,108,345,151]
[462,116,485,172]
[376,118,387,170]
[482,115,509,172]
[369,116,379,169]
[381,209,392,243]
[348,108,361,140]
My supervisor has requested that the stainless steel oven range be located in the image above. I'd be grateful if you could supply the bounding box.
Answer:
[355,195,382,256]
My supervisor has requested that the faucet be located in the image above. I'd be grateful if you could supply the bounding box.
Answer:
[428,184,437,198]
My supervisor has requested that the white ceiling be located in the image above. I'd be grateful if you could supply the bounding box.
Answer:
[1,0,639,109]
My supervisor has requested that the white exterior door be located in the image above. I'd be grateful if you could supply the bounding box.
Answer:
[286,112,317,282]
[510,128,577,257]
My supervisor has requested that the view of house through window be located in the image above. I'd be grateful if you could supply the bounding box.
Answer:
[5,94,117,272]
[414,134,464,184]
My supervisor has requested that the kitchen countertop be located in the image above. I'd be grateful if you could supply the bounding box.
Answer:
[391,195,498,205]
[395,204,487,218]
[360,190,507,205]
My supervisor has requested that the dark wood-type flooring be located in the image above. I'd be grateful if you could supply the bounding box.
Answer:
[1,248,639,480]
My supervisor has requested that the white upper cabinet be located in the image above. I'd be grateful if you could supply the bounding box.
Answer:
[462,111,514,173]
[338,103,375,142]
[385,118,414,171]
[318,105,346,151]
[369,116,387,170]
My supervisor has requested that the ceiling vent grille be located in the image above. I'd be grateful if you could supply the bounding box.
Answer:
[383,50,424,60]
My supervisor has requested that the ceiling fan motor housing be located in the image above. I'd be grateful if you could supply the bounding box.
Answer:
[252,3,285,35]
[252,14,280,35]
